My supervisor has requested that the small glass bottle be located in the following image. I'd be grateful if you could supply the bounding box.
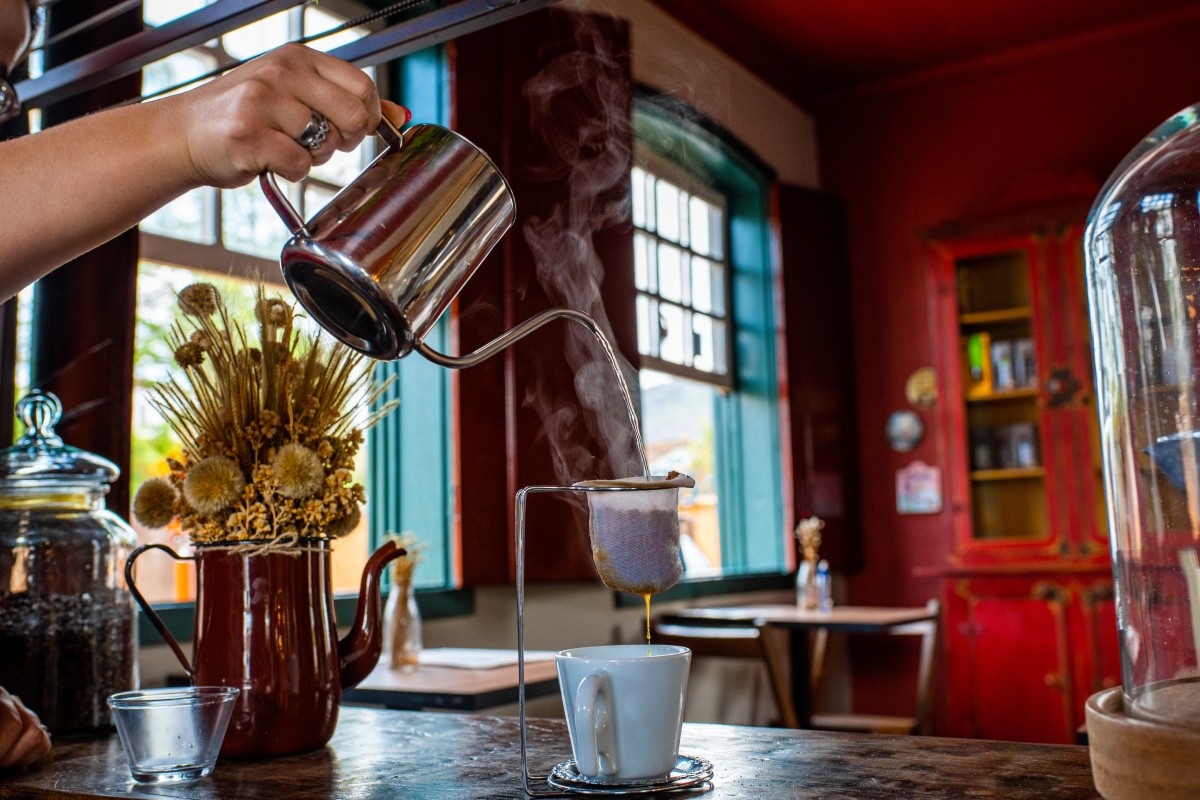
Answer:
[796,559,818,609]
[816,559,833,612]
[0,391,138,733]
[383,567,422,669]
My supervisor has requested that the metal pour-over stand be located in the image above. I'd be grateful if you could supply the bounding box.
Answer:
[412,307,711,792]
[514,484,714,797]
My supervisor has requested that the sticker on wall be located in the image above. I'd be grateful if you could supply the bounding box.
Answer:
[896,461,942,515]
[885,409,924,452]
[905,366,938,408]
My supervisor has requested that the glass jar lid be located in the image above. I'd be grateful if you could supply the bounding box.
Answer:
[0,390,119,491]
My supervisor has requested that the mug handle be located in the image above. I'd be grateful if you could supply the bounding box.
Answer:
[125,543,195,679]
[573,672,617,777]
[259,117,407,236]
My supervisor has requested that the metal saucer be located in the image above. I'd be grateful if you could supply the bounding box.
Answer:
[546,755,713,795]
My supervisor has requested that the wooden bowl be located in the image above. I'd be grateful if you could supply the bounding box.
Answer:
[1087,685,1200,799]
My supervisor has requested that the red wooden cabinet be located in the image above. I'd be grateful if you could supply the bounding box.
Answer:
[928,211,1119,743]
[940,569,1119,742]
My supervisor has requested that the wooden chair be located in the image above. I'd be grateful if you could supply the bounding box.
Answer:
[651,619,793,727]
[803,599,941,735]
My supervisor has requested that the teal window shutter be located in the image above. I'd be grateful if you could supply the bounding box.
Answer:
[369,46,456,589]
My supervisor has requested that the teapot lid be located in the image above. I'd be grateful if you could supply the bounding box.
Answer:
[0,390,119,490]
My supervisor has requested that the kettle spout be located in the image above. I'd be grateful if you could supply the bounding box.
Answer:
[339,539,405,689]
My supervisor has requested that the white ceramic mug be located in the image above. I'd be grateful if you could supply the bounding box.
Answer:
[556,644,690,782]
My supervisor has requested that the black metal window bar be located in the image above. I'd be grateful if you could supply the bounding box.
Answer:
[16,0,553,111]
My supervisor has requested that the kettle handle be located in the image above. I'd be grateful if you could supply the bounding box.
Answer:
[125,543,195,678]
[259,118,407,237]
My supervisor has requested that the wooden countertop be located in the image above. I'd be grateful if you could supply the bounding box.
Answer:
[0,707,1100,799]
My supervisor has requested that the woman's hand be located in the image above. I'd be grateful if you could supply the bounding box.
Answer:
[0,688,51,769]
[163,42,411,188]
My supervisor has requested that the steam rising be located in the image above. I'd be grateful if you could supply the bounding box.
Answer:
[520,15,642,482]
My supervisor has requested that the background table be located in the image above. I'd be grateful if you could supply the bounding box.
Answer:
[342,650,560,711]
[667,604,937,630]
[664,604,938,727]
[0,706,1100,799]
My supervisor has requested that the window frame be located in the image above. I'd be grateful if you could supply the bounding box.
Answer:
[120,17,462,628]
[632,149,736,388]
[632,88,788,580]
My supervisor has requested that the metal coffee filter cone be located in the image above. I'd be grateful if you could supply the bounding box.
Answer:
[573,474,695,595]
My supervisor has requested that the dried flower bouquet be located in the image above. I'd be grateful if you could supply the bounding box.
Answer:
[132,282,391,545]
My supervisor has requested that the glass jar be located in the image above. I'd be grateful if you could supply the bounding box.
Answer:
[0,391,138,733]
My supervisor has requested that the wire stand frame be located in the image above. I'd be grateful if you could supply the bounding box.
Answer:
[515,484,713,797]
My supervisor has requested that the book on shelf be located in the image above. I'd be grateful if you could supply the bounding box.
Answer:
[965,332,992,397]
[991,340,1015,391]
[1013,338,1036,388]
[972,423,1040,471]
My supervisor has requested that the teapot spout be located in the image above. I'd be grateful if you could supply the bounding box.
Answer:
[339,539,405,689]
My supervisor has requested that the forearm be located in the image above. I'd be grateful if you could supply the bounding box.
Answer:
[0,97,197,302]
[0,43,395,304]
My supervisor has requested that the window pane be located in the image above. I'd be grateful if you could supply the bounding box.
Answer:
[143,50,213,98]
[680,252,692,306]
[634,233,651,291]
[678,189,690,248]
[12,288,34,436]
[636,294,653,356]
[689,196,712,256]
[223,9,291,60]
[709,205,725,260]
[303,184,337,224]
[222,184,290,259]
[712,319,728,375]
[304,6,368,52]
[710,264,726,316]
[691,257,713,313]
[655,179,681,242]
[631,166,646,228]
[692,313,715,373]
[142,189,217,245]
[644,171,657,232]
[658,243,683,303]
[310,135,374,187]
[639,369,720,576]
[658,303,686,364]
[144,0,213,27]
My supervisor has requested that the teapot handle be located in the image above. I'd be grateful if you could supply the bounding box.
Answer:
[259,118,407,237]
[125,543,195,679]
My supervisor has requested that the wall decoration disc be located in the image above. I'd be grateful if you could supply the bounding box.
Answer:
[886,409,924,452]
[905,367,938,408]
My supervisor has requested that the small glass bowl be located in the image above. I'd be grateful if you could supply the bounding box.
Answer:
[107,686,239,783]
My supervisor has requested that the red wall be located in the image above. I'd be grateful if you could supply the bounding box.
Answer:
[818,11,1200,610]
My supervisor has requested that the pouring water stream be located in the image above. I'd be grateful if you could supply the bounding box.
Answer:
[415,306,650,479]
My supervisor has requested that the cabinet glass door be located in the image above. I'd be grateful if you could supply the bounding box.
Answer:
[955,248,1047,542]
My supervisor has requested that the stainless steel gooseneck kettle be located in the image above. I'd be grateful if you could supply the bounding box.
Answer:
[260,118,606,367]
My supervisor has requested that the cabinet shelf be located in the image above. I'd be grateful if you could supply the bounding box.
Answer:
[966,388,1039,403]
[971,467,1045,481]
[960,306,1033,326]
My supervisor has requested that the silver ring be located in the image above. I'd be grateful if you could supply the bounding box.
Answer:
[296,110,329,151]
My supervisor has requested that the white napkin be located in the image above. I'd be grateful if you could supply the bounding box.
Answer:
[416,648,556,669]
